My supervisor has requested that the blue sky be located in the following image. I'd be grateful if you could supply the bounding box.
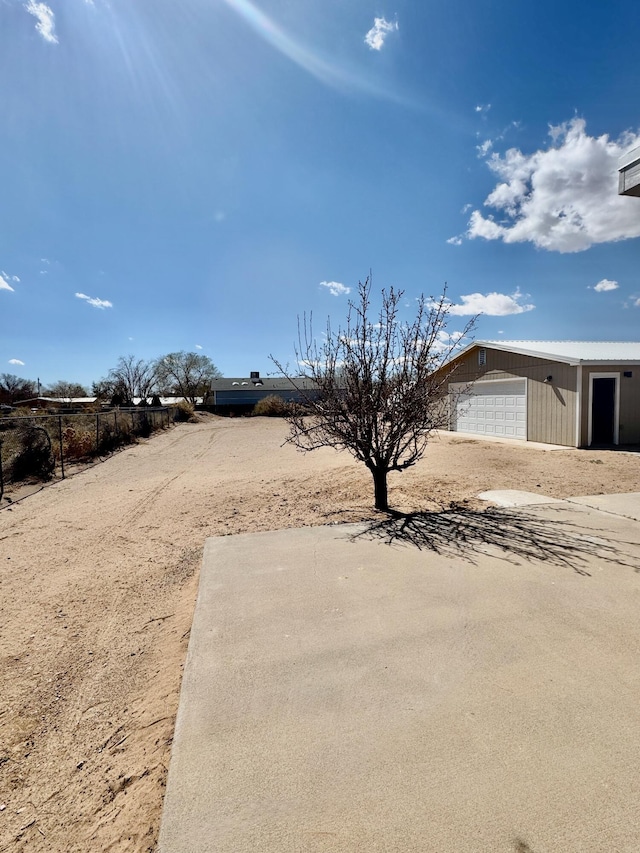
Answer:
[2,0,640,388]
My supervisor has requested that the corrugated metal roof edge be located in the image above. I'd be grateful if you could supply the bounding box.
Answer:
[452,340,640,366]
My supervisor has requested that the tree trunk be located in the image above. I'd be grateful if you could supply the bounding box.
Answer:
[371,466,389,512]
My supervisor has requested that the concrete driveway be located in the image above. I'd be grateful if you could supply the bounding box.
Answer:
[158,495,640,853]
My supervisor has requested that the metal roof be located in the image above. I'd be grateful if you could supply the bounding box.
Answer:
[477,341,640,363]
[210,377,318,392]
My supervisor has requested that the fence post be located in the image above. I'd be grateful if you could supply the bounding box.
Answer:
[96,413,100,454]
[58,416,65,479]
[114,410,118,436]
[0,438,4,502]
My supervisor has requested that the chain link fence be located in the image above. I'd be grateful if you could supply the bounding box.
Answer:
[0,408,174,500]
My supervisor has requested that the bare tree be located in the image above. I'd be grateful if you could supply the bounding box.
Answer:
[272,278,474,512]
[0,373,36,405]
[45,380,88,401]
[95,356,157,405]
[154,351,220,404]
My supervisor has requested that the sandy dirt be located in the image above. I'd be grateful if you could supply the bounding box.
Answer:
[1,414,640,852]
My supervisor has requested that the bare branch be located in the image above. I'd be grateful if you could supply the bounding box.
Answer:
[271,277,475,511]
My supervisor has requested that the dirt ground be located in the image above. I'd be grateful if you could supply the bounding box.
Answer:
[1,415,640,852]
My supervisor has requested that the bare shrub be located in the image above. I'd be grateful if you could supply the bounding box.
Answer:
[61,426,94,461]
[10,424,55,482]
[173,401,197,422]
[252,395,291,417]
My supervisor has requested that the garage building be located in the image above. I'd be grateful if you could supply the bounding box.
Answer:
[445,341,640,447]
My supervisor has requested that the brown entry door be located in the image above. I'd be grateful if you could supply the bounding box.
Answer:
[591,377,616,445]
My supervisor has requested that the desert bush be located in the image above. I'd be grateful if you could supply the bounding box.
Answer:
[253,395,291,417]
[10,424,55,482]
[173,400,197,422]
[61,426,94,460]
[97,422,119,454]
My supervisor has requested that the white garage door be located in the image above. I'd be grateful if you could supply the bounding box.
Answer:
[451,380,527,440]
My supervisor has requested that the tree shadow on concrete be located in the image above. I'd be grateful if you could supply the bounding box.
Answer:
[351,504,639,576]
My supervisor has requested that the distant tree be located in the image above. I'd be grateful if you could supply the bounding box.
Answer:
[154,351,221,404]
[92,378,117,402]
[95,356,157,406]
[272,278,474,512]
[45,380,88,401]
[0,373,36,405]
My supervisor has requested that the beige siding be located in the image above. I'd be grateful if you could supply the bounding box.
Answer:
[580,366,640,445]
[447,348,578,446]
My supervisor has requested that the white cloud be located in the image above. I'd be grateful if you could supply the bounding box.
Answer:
[475,104,491,115]
[447,236,463,246]
[24,1,58,44]
[0,274,15,292]
[222,0,410,105]
[432,330,468,355]
[364,17,398,51]
[2,271,20,283]
[446,288,535,316]
[467,118,640,253]
[195,344,203,350]
[75,292,113,309]
[593,278,619,292]
[9,359,25,366]
[320,280,351,296]
[476,139,493,158]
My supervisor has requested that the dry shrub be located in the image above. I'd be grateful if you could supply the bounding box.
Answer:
[61,426,94,460]
[173,401,197,422]
[10,424,55,482]
[253,395,291,417]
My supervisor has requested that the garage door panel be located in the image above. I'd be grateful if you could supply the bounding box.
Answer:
[452,381,526,440]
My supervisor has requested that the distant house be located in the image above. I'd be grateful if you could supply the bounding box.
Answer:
[442,341,640,447]
[209,372,319,414]
[13,396,98,411]
[619,145,640,197]
[132,397,204,407]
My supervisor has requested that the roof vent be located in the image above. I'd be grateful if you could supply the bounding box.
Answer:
[478,348,486,366]
[250,371,260,379]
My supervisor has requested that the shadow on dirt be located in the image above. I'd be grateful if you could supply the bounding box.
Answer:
[352,505,639,575]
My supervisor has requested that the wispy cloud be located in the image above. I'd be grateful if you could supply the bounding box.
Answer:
[475,104,491,115]
[320,280,351,297]
[75,292,113,309]
[447,236,463,246]
[364,17,398,51]
[593,279,619,292]
[467,118,640,252]
[445,288,535,316]
[220,0,407,104]
[24,1,58,44]
[9,358,25,366]
[0,274,15,292]
[476,139,493,158]
[195,344,203,350]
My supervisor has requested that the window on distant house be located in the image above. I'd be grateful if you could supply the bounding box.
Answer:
[478,348,486,366]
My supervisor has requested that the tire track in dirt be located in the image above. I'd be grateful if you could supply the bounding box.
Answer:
[67,425,219,732]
